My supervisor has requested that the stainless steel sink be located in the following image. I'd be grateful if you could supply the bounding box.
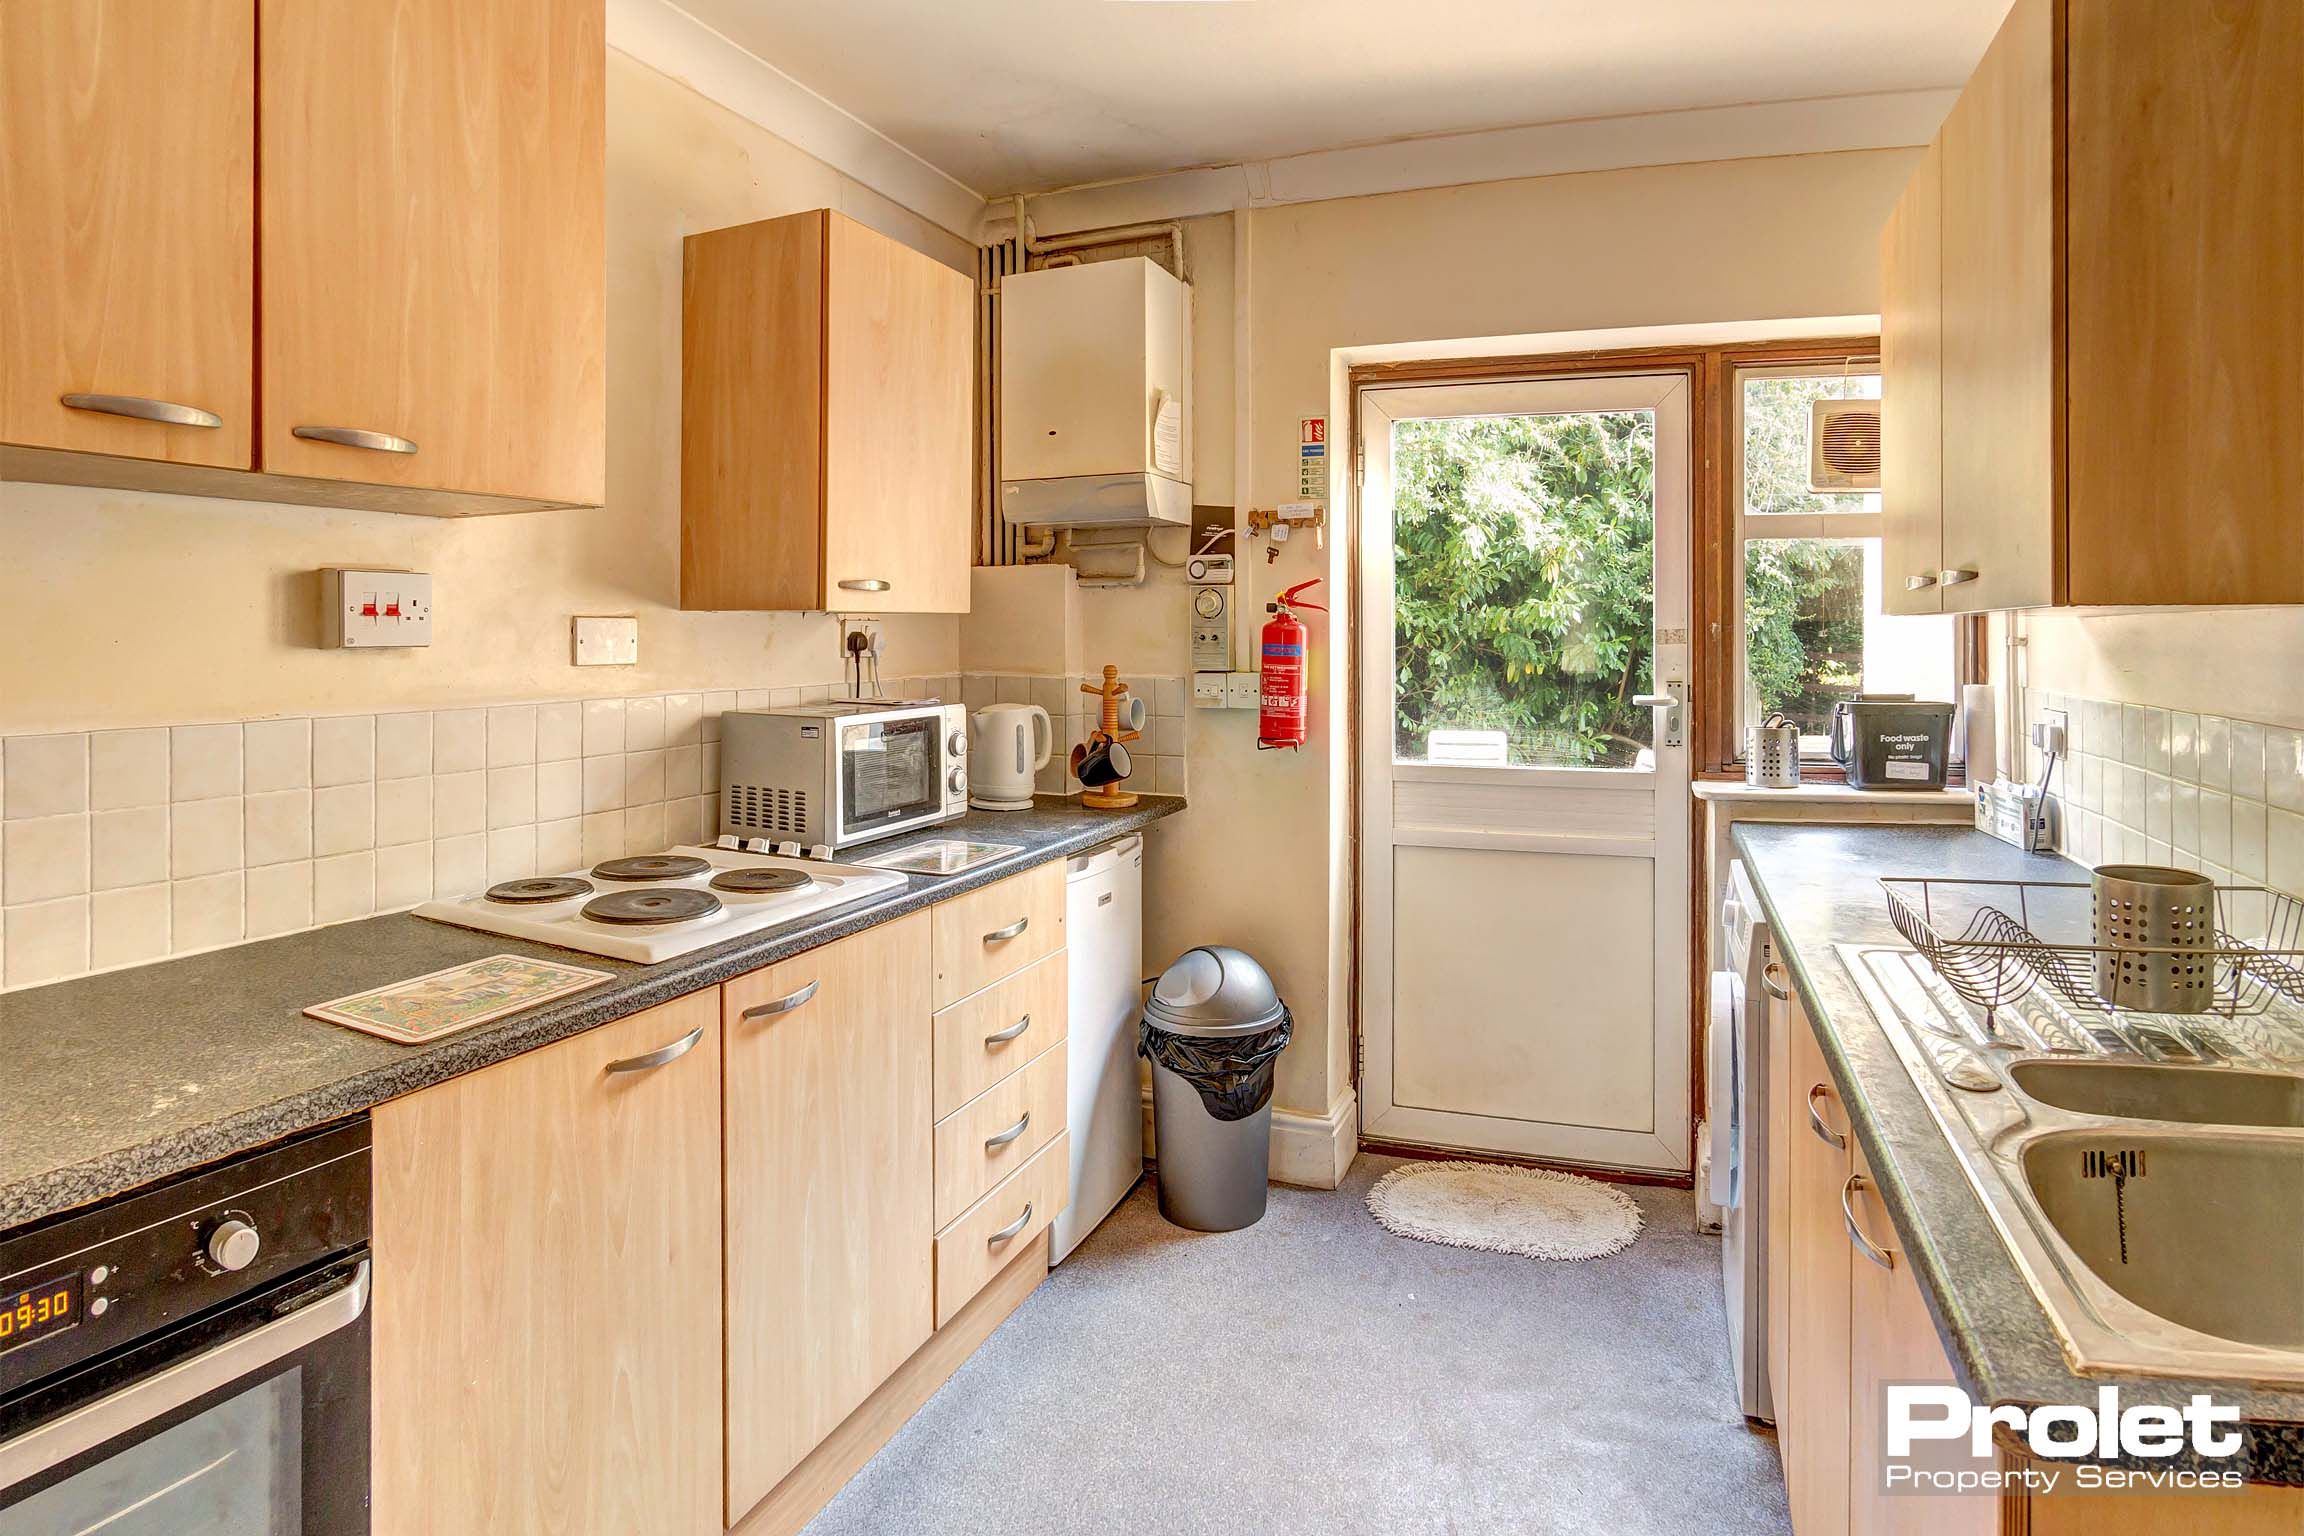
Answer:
[2008,1059,2304,1127]
[1841,942,2304,1383]
[2020,1130,2304,1351]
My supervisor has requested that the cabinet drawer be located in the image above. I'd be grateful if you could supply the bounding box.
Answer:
[933,950,1067,1119]
[934,1131,1070,1327]
[931,863,1064,1008]
[935,1038,1068,1229]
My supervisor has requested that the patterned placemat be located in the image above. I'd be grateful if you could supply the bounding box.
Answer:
[306,954,614,1044]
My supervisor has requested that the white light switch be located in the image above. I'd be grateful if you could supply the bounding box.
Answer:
[1223,673,1261,710]
[321,569,432,648]
[572,615,640,666]
[1192,672,1227,709]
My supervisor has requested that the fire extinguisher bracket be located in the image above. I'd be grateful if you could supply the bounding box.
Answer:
[1257,580,1324,751]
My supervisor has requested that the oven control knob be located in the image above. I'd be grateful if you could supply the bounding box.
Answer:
[948,767,967,794]
[948,730,967,758]
[206,1218,261,1272]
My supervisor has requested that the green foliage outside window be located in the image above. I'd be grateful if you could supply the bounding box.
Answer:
[1386,375,1876,769]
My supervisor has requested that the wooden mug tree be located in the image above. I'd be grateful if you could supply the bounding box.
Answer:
[1077,665,1140,810]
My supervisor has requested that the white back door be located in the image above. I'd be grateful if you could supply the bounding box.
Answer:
[1357,371,1692,1173]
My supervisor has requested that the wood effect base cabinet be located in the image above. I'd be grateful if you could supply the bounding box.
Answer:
[681,209,973,613]
[370,991,723,1536]
[1772,977,1853,1535]
[1879,0,2303,613]
[721,913,935,1527]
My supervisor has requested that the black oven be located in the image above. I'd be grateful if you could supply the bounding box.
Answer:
[0,1118,371,1534]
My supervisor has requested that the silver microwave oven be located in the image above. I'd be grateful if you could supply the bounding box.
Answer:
[719,701,968,850]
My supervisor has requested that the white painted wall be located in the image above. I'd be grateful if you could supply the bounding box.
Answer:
[0,52,968,737]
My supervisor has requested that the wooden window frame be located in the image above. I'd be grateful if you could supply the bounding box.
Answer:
[1693,337,1985,783]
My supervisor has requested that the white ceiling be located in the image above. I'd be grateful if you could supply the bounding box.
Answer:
[669,0,2010,197]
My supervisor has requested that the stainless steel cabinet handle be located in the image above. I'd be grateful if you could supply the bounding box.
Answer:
[0,1260,368,1491]
[741,979,819,1021]
[1938,568,1980,587]
[59,392,222,429]
[1807,1083,1847,1150]
[1760,961,1792,1003]
[837,578,891,592]
[292,424,417,455]
[603,1023,705,1075]
[984,1111,1031,1150]
[1842,1174,1896,1270]
[987,1202,1034,1246]
[983,916,1030,944]
[1905,573,1938,591]
[983,1013,1032,1046]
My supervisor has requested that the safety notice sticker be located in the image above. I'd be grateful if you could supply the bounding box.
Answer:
[1298,416,1326,500]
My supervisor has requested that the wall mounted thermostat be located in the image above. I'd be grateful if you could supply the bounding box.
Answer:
[321,568,432,648]
[1185,554,1233,585]
[1190,585,1231,671]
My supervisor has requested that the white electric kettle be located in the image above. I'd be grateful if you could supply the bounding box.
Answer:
[969,702,1051,811]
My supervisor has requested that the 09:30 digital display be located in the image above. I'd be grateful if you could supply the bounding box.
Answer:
[0,1271,85,1355]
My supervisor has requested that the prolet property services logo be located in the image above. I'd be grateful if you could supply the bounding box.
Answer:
[1882,1382,2248,1496]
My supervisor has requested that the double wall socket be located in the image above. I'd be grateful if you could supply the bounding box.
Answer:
[321,569,432,648]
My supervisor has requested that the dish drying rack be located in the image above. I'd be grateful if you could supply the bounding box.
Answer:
[1881,876,2304,1025]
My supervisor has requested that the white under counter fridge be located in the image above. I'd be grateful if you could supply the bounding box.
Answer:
[1051,833,1146,1262]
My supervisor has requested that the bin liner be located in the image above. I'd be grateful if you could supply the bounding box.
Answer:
[1139,1008,1293,1122]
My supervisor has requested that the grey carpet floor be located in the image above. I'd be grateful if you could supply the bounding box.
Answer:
[802,1154,1792,1536]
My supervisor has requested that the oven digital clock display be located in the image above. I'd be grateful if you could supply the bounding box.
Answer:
[0,1271,85,1355]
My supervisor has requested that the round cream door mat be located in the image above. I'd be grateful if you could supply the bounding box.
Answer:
[1365,1160,1644,1261]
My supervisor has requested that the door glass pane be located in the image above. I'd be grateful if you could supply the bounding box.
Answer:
[1391,410,1656,769]
[1,1369,302,1536]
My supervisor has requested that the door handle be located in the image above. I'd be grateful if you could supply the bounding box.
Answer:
[1905,573,1939,591]
[984,1111,1031,1150]
[59,392,222,429]
[1842,1174,1896,1270]
[603,1023,705,1075]
[1938,569,1980,587]
[1807,1082,1847,1150]
[983,1014,1032,1046]
[1632,682,1685,749]
[983,916,1030,944]
[987,1202,1034,1246]
[741,979,819,1021]
[293,424,417,455]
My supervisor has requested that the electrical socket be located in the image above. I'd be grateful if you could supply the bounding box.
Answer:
[2032,708,2068,758]
[838,616,883,662]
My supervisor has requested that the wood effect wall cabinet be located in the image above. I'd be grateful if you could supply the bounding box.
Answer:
[682,209,973,613]
[0,0,253,469]
[371,991,723,1536]
[1878,141,1943,620]
[1877,0,2303,612]
[722,913,935,1526]
[258,0,605,510]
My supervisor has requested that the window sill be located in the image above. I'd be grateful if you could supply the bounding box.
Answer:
[1691,780,1973,805]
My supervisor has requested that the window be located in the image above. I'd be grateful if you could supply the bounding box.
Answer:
[1732,363,1957,760]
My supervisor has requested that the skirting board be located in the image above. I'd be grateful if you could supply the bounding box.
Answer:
[1140,1084,1359,1191]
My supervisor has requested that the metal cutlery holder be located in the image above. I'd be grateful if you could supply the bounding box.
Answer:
[1744,714,1801,789]
[2091,865,2216,1013]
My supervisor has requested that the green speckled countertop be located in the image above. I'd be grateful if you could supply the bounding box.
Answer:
[1732,822,2304,1477]
[1,797,1181,1231]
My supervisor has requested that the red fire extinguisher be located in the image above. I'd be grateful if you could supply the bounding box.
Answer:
[1257,579,1325,750]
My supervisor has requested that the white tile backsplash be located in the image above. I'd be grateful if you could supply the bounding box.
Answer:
[1,675,1152,990]
[5,733,88,820]
[89,729,168,811]
[243,719,311,794]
